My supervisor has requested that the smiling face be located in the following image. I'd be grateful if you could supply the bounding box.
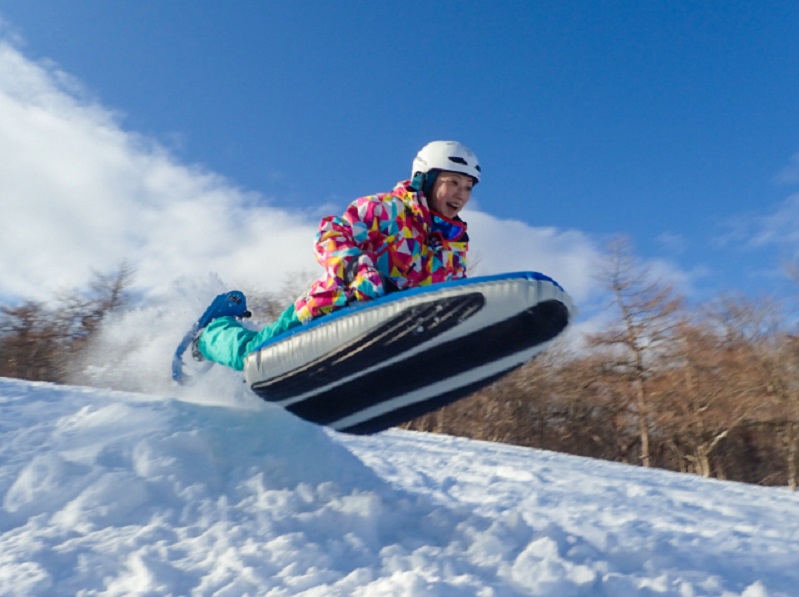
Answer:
[428,171,475,219]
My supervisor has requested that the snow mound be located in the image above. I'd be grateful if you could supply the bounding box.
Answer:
[2,377,799,596]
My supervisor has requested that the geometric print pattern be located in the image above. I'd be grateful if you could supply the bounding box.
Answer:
[294,180,468,323]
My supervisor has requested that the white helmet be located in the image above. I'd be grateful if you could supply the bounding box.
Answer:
[411,140,481,184]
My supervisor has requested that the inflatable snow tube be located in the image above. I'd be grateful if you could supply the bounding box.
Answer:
[244,272,575,434]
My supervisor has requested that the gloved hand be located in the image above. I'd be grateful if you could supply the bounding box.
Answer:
[350,264,386,302]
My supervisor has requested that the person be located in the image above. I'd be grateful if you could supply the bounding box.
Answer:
[194,140,481,371]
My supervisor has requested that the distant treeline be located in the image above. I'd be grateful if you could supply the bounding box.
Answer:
[0,264,135,384]
[406,237,799,490]
[3,239,799,489]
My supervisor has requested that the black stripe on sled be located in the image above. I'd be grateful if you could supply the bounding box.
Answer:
[251,292,485,399]
[250,299,569,434]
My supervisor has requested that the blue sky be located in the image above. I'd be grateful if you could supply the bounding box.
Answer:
[2,1,799,318]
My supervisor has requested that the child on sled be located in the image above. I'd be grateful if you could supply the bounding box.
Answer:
[193,140,481,371]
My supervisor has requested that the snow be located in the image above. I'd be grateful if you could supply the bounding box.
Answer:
[2,376,799,596]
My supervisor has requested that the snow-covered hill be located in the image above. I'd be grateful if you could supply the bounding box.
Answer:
[1,376,798,596]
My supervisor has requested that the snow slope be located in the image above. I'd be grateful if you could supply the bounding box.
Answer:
[2,376,799,596]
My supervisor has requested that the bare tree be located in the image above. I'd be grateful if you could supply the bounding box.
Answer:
[655,315,759,477]
[245,271,318,321]
[0,301,64,381]
[587,236,683,467]
[706,293,799,488]
[0,263,135,383]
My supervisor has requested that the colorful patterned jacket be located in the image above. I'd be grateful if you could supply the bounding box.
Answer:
[293,180,468,323]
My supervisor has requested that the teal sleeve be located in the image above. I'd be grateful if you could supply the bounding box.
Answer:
[197,316,258,371]
[197,304,304,371]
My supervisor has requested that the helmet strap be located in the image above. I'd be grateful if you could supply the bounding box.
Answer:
[411,170,440,200]
[410,172,425,193]
[420,170,440,198]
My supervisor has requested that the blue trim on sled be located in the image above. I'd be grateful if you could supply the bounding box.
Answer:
[249,271,562,354]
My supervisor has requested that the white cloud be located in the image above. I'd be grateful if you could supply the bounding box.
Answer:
[774,152,799,186]
[740,153,799,254]
[0,38,674,334]
[750,193,799,250]
[0,41,318,302]
[463,210,603,308]
[655,231,688,255]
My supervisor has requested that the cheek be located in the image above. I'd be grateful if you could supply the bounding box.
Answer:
[431,188,447,209]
